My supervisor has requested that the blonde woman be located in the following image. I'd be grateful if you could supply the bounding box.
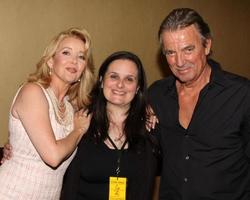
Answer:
[0,28,94,199]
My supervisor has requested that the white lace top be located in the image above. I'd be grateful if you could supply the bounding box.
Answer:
[0,84,76,200]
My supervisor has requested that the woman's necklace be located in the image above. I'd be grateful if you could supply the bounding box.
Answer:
[109,121,125,143]
[107,132,126,150]
[46,87,72,127]
[113,132,125,142]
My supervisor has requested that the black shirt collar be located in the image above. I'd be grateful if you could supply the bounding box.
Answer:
[164,58,231,95]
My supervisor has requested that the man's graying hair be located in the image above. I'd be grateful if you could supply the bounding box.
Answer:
[158,8,212,49]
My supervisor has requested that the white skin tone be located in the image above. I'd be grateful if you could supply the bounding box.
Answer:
[102,59,139,149]
[161,24,212,128]
[6,37,91,167]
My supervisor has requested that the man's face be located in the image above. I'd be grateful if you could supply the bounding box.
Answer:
[161,25,211,85]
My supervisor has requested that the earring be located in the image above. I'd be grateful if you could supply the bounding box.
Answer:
[49,68,52,75]
[99,76,103,88]
[136,87,139,94]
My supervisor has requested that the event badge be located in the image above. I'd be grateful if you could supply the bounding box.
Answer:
[109,176,127,200]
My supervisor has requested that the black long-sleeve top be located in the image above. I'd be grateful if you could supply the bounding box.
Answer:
[61,134,158,200]
[148,60,250,200]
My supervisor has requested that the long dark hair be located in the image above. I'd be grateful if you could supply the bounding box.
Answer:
[86,51,148,150]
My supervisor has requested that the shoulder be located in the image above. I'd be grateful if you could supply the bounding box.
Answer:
[148,76,174,95]
[219,70,250,93]
[148,76,172,90]
[222,71,250,111]
[147,76,174,108]
[212,67,250,109]
[12,82,49,117]
[19,82,45,96]
[16,82,48,104]
[222,70,249,83]
[209,59,249,88]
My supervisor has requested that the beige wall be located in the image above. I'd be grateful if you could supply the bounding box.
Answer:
[1,0,250,146]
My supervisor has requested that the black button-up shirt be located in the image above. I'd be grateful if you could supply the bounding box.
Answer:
[148,60,250,200]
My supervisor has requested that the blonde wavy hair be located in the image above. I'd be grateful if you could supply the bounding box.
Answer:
[28,27,95,110]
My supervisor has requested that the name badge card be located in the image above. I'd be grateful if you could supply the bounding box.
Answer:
[109,177,127,200]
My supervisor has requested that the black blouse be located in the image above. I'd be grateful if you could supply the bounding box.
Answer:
[61,135,158,200]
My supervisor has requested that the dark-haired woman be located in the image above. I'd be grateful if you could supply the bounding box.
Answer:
[61,51,159,200]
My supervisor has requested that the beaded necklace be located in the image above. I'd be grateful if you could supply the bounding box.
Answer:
[46,87,73,127]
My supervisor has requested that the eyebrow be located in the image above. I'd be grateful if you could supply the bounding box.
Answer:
[183,45,195,50]
[108,71,137,77]
[163,49,175,55]
[58,47,85,53]
[163,44,195,54]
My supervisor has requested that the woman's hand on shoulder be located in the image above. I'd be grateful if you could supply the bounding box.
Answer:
[73,109,92,140]
[146,105,159,132]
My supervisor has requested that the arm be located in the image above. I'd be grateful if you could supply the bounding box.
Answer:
[12,83,90,167]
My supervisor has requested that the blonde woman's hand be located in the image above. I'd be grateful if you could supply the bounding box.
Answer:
[74,109,92,136]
